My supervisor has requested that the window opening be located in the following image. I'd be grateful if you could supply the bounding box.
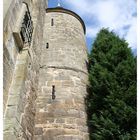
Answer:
[51,18,54,26]
[52,85,56,100]
[20,2,33,46]
[46,43,49,49]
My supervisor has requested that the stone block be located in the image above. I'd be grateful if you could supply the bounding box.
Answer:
[47,81,62,87]
[63,124,77,129]
[9,83,23,95]
[4,105,21,120]
[34,135,43,140]
[61,80,74,87]
[16,49,29,61]
[13,3,27,32]
[13,32,24,50]
[67,109,80,118]
[65,99,74,106]
[56,135,83,140]
[53,109,68,117]
[20,114,27,131]
[76,118,87,126]
[83,133,89,140]
[54,73,69,80]
[43,128,65,139]
[3,0,13,20]
[66,118,76,124]
[46,118,55,123]
[35,112,48,124]
[73,98,85,105]
[79,111,86,119]
[4,131,17,140]
[42,87,51,94]
[56,118,65,124]
[34,127,43,135]
[64,129,80,135]
[25,129,33,140]
[4,118,17,132]
[78,126,88,133]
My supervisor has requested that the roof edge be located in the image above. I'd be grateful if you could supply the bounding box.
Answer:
[46,7,86,34]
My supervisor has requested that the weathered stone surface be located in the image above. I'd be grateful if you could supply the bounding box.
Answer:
[3,132,17,140]
[4,1,89,139]
[76,118,87,126]
[56,118,65,123]
[4,0,47,139]
[83,133,90,140]
[56,135,83,140]
[34,127,43,135]
[63,124,77,129]
[34,135,43,140]
[34,8,89,140]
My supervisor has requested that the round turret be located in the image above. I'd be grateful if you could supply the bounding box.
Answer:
[34,7,89,140]
[41,7,88,73]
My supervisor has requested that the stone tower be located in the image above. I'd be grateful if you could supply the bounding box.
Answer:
[34,7,89,140]
[3,0,89,140]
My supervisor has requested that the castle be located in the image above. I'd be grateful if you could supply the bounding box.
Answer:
[3,0,89,139]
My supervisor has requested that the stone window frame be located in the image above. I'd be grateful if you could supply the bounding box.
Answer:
[13,2,33,50]
[20,2,33,46]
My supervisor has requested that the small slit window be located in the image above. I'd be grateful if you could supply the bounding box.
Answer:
[46,43,49,49]
[51,18,54,26]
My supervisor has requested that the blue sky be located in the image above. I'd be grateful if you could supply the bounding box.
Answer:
[48,0,137,53]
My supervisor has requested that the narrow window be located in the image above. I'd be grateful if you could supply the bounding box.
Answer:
[51,18,54,26]
[52,85,56,100]
[46,43,49,49]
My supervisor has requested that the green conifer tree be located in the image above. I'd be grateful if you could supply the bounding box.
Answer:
[87,28,136,140]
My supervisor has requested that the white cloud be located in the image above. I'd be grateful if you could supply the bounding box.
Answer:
[62,0,137,50]
[86,26,100,38]
[125,19,137,49]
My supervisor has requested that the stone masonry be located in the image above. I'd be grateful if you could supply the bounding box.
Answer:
[34,8,89,140]
[4,1,89,140]
[3,0,47,139]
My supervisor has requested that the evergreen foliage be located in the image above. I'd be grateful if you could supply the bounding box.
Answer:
[87,28,136,140]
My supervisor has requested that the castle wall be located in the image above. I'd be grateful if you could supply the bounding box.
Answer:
[4,2,89,139]
[3,0,23,114]
[3,0,47,139]
[34,11,89,140]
